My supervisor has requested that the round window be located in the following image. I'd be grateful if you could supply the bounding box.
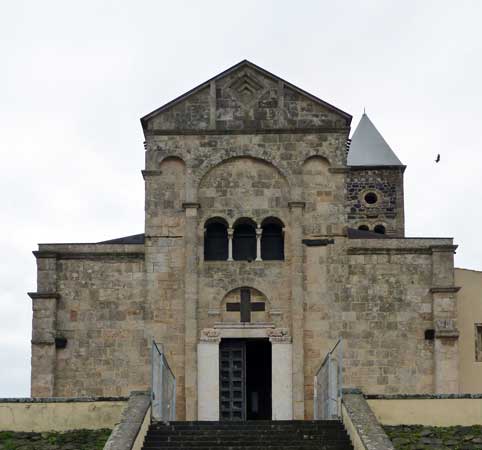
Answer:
[364,192,378,204]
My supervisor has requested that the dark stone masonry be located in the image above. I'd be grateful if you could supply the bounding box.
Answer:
[0,429,111,450]
[384,425,482,450]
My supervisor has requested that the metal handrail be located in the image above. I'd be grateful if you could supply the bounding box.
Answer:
[151,341,176,422]
[314,338,343,420]
[315,338,342,377]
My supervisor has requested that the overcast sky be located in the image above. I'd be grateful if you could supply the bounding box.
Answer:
[1,0,481,397]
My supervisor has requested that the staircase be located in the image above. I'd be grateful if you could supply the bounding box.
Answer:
[141,420,354,450]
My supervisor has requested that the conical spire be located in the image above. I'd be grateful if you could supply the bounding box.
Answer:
[347,113,403,166]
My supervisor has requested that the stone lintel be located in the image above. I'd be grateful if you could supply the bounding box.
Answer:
[144,127,350,136]
[288,201,305,210]
[430,286,461,294]
[141,170,162,179]
[430,244,458,253]
[182,202,201,210]
[28,292,60,300]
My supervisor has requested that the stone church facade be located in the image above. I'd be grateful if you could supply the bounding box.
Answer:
[29,60,472,421]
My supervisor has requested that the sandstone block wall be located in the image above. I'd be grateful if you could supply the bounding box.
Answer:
[29,61,462,419]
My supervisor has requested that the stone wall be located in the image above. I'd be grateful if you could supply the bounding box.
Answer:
[304,238,457,417]
[345,167,405,236]
[29,61,462,419]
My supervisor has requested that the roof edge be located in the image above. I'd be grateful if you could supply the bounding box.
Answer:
[140,59,352,127]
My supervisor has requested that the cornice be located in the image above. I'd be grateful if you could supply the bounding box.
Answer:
[430,286,461,294]
[27,292,60,300]
[144,127,350,137]
[33,251,144,260]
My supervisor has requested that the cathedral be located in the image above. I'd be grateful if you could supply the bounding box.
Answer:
[28,60,482,421]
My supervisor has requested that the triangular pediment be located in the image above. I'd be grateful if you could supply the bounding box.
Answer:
[141,60,351,132]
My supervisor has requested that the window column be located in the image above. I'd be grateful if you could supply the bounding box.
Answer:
[227,227,234,261]
[256,226,262,261]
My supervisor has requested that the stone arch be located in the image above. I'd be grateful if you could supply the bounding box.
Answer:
[220,286,270,323]
[204,217,229,261]
[159,155,187,170]
[198,156,290,219]
[196,154,292,192]
[260,217,284,261]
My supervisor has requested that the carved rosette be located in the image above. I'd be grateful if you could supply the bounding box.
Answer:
[267,328,291,343]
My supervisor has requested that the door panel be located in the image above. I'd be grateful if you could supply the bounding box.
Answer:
[219,340,246,421]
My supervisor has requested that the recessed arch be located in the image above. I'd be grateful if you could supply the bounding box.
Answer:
[159,155,186,170]
[233,217,258,228]
[204,217,229,261]
[374,224,386,235]
[302,154,331,168]
[197,155,291,192]
[261,217,284,260]
[232,219,257,261]
[221,286,270,323]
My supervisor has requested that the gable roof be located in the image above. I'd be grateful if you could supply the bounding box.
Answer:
[98,233,145,244]
[347,113,403,166]
[140,60,352,126]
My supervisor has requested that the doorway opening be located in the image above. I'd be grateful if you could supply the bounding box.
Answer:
[219,338,272,420]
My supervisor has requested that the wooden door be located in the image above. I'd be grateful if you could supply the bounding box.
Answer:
[219,340,246,420]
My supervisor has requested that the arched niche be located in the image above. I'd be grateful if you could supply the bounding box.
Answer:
[301,156,335,235]
[204,217,229,261]
[220,287,269,323]
[260,217,284,261]
[158,156,186,210]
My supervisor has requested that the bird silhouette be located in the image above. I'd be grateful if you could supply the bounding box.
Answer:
[435,154,440,163]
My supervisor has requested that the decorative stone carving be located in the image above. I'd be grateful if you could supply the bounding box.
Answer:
[200,328,221,342]
[435,319,459,339]
[228,71,266,107]
[268,328,291,343]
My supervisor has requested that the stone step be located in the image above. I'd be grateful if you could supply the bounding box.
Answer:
[142,446,353,450]
[142,421,354,450]
[146,433,349,440]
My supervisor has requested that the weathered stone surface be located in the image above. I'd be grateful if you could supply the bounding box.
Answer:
[342,390,395,450]
[384,425,482,449]
[0,429,111,450]
[29,61,463,420]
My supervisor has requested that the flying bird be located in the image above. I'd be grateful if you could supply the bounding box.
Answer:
[435,154,440,163]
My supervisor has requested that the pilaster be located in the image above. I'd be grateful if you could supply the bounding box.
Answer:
[288,201,305,418]
[430,245,460,393]
[183,202,200,419]
[29,251,59,397]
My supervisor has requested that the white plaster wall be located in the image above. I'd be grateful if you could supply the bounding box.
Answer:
[197,342,219,420]
[272,342,293,420]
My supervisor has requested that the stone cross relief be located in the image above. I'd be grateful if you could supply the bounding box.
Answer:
[226,288,265,323]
